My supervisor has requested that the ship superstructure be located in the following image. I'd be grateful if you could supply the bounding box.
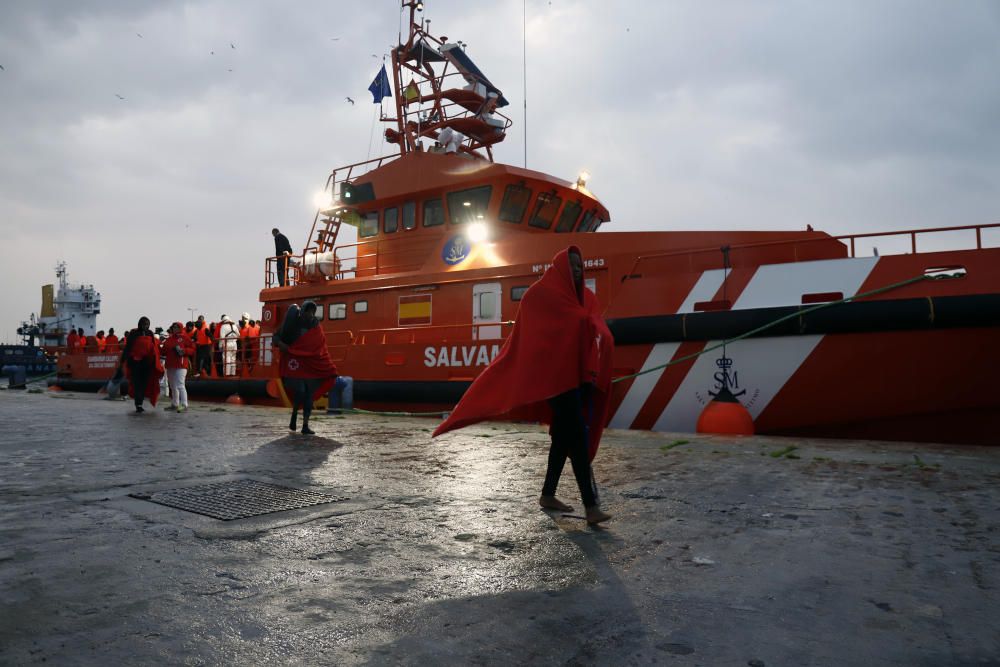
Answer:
[18,262,101,347]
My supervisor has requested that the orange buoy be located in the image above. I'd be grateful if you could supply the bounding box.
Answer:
[225,393,245,406]
[696,386,754,435]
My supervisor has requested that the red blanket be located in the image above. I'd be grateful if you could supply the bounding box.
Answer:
[124,333,164,407]
[433,246,614,460]
[280,324,338,400]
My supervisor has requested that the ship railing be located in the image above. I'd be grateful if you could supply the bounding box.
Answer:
[622,222,1000,281]
[331,234,441,279]
[354,320,515,345]
[265,254,303,288]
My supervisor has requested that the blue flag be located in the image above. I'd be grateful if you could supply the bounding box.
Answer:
[368,64,392,103]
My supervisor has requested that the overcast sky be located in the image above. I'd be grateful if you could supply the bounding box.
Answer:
[2,0,999,342]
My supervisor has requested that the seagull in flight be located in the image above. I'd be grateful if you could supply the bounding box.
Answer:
[115,94,125,100]
[0,65,5,71]
[345,97,355,105]
[230,42,235,49]
[330,37,340,41]
[136,32,143,38]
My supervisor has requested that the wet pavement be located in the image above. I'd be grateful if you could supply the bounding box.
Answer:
[1,389,998,666]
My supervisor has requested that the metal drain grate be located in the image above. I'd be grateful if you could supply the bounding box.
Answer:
[129,479,347,520]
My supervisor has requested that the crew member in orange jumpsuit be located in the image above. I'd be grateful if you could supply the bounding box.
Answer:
[104,328,120,354]
[95,331,106,352]
[65,328,80,352]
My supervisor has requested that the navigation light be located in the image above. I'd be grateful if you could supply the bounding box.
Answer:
[468,222,489,244]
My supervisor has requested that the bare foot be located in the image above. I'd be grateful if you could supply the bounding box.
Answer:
[539,495,573,512]
[586,507,612,525]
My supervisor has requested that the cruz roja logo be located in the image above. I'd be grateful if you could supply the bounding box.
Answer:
[287,358,300,371]
[695,354,760,407]
[442,235,471,265]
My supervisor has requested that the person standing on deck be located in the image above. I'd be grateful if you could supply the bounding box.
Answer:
[119,316,164,414]
[192,316,212,377]
[272,228,294,287]
[65,328,80,352]
[218,316,240,376]
[274,301,338,435]
[104,328,119,354]
[433,246,614,525]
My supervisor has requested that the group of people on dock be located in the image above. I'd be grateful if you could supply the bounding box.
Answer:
[66,314,265,379]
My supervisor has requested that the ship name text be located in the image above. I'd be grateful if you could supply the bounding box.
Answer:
[424,344,501,368]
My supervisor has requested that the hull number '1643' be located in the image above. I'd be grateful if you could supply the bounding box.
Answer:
[424,345,501,368]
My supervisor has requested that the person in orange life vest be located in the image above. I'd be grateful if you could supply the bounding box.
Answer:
[247,319,261,370]
[65,328,79,352]
[192,316,213,377]
[162,322,195,412]
[274,301,337,435]
[104,328,119,354]
[76,328,87,351]
[84,332,98,353]
[433,246,613,525]
[238,313,251,373]
[95,330,106,353]
[119,316,164,414]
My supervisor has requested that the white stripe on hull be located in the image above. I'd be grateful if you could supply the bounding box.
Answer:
[608,342,680,429]
[616,256,882,432]
[677,269,727,313]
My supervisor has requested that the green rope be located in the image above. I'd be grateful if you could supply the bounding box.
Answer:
[610,273,932,384]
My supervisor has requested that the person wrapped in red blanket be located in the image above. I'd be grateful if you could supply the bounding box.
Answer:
[274,301,338,435]
[433,246,614,524]
[119,316,164,414]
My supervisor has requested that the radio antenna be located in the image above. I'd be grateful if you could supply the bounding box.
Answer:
[522,0,527,168]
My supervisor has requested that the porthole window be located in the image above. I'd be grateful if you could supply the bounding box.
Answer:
[354,300,368,313]
[384,207,398,234]
[511,286,529,301]
[329,303,347,320]
[402,201,416,230]
[359,211,379,238]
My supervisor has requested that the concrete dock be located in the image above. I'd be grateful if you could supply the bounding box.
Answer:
[1,389,998,666]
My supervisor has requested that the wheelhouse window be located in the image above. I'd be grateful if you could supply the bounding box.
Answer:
[576,210,595,232]
[510,286,529,301]
[329,303,347,320]
[353,300,368,313]
[423,198,444,227]
[315,303,324,321]
[499,184,533,224]
[402,201,416,230]
[555,201,582,233]
[446,185,492,224]
[359,211,379,238]
[384,207,398,234]
[578,214,604,233]
[528,193,562,229]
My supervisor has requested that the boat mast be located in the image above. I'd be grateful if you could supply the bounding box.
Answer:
[387,0,512,162]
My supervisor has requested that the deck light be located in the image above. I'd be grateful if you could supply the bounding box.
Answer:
[416,1,423,11]
[468,221,489,244]
[576,170,591,188]
[314,191,331,208]
[463,201,471,206]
